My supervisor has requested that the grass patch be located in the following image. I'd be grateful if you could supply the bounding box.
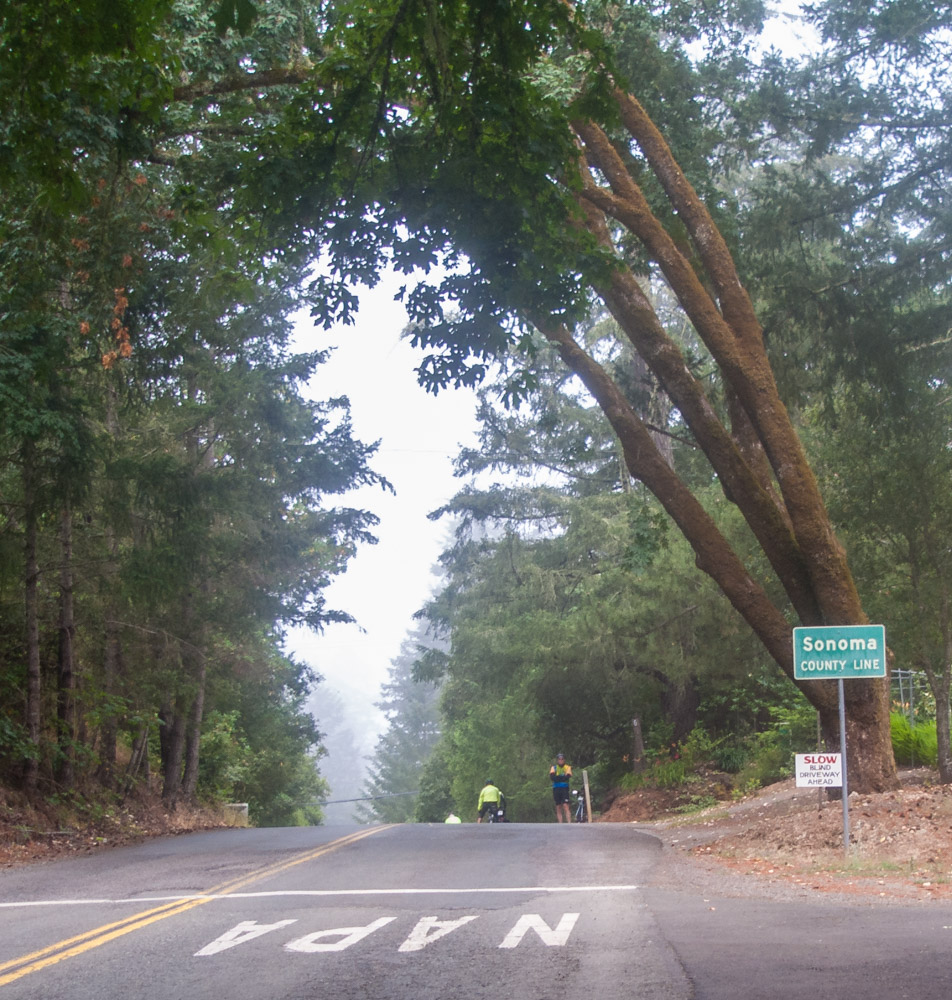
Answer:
[674,794,720,814]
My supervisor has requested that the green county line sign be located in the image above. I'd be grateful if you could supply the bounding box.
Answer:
[793,625,887,680]
[792,623,886,854]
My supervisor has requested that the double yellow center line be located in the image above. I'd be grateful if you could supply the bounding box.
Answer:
[0,826,389,988]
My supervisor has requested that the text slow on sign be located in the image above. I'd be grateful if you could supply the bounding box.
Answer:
[795,753,843,787]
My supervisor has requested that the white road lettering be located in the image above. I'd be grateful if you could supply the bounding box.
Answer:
[398,915,479,952]
[499,913,580,949]
[285,917,396,953]
[194,919,298,956]
[197,912,582,957]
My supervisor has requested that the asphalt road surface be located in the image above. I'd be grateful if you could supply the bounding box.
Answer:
[1,822,951,999]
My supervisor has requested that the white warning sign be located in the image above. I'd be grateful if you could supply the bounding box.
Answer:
[794,753,843,788]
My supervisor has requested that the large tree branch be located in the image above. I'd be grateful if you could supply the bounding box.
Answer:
[573,122,738,360]
[571,196,820,622]
[573,120,864,628]
[610,88,764,352]
[535,318,813,686]
[171,67,313,103]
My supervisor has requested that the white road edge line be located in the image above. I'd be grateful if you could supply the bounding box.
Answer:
[0,885,642,908]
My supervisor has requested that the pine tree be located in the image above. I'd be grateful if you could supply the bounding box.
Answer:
[357,623,443,823]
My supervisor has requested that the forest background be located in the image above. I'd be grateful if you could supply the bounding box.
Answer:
[2,0,952,832]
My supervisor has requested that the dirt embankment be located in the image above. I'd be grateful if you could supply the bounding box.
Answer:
[0,787,244,869]
[600,768,952,901]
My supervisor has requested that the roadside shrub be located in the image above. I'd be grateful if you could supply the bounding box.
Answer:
[678,727,713,770]
[729,724,795,790]
[675,793,718,814]
[890,713,938,767]
[713,743,749,774]
[616,770,641,792]
[652,757,688,788]
[765,701,820,752]
[415,743,455,823]
[198,711,251,802]
[616,754,687,791]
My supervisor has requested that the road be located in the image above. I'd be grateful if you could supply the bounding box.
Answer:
[1,822,950,999]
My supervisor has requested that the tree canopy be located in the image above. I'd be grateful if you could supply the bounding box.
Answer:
[0,0,389,818]
[5,0,952,805]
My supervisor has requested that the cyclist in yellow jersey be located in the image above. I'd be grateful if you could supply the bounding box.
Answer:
[477,779,502,822]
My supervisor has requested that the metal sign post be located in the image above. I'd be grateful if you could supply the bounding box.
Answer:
[793,625,886,854]
[837,677,849,850]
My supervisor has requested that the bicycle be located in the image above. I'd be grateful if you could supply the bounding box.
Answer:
[572,788,587,823]
[487,794,506,823]
[479,791,506,823]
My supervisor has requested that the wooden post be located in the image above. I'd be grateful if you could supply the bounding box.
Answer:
[582,768,593,823]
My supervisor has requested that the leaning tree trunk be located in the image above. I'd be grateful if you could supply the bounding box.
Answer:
[523,82,901,793]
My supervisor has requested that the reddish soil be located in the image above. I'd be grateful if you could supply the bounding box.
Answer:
[600,768,952,902]
[0,787,243,870]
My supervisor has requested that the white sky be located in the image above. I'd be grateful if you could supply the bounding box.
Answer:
[290,273,480,759]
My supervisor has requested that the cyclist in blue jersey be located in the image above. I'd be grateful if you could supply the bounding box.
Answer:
[549,753,572,823]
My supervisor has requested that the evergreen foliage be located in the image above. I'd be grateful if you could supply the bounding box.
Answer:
[357,622,442,823]
[0,0,387,818]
